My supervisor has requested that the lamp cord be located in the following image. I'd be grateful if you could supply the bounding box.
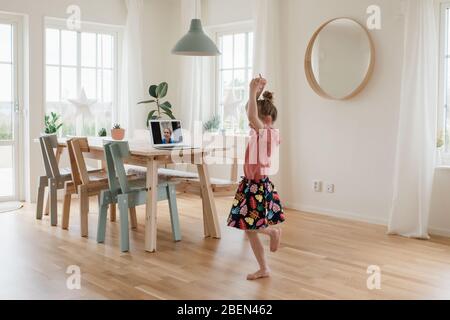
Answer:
[195,0,198,19]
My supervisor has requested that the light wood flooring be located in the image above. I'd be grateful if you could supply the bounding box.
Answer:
[1,194,450,300]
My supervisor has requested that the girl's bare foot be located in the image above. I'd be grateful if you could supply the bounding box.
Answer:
[270,228,281,252]
[247,269,271,281]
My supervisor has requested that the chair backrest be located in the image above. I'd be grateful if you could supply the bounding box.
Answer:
[39,134,61,178]
[108,141,132,194]
[103,142,121,195]
[67,137,91,187]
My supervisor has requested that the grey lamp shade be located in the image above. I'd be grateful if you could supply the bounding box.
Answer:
[172,19,221,56]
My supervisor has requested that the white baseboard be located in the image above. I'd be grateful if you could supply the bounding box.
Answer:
[284,202,388,226]
[284,202,450,238]
[428,227,450,237]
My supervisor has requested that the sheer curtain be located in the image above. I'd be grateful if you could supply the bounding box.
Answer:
[388,0,438,239]
[119,0,145,134]
[178,0,214,134]
[253,0,281,96]
[253,0,283,187]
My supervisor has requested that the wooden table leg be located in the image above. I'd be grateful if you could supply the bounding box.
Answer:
[197,162,221,239]
[145,158,158,252]
[202,196,211,238]
[110,204,116,222]
[44,188,50,216]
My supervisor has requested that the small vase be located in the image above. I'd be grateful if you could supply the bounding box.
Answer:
[111,128,125,140]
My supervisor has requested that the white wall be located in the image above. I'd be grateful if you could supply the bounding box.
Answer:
[202,0,254,26]
[279,0,450,235]
[430,168,450,235]
[138,0,181,131]
[279,0,404,226]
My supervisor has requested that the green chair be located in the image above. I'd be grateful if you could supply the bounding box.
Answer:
[97,141,181,252]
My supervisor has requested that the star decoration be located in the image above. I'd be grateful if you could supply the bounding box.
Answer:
[68,88,97,117]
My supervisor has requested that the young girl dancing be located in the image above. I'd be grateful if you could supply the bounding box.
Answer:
[227,76,285,281]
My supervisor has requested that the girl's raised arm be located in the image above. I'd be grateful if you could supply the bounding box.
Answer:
[247,77,266,130]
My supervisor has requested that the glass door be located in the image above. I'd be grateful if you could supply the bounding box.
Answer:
[0,19,19,201]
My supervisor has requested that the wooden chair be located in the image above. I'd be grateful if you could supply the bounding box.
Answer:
[63,137,112,237]
[97,141,181,252]
[36,135,71,226]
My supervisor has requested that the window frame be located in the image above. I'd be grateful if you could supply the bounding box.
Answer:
[209,21,254,134]
[0,12,24,201]
[43,17,122,137]
[439,2,450,165]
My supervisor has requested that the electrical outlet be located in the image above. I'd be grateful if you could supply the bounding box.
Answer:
[327,183,335,193]
[313,180,322,192]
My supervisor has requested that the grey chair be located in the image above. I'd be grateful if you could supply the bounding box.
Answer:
[36,135,72,226]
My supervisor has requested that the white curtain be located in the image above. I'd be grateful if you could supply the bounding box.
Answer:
[388,0,438,239]
[253,0,281,96]
[253,0,283,187]
[119,0,145,133]
[178,0,213,133]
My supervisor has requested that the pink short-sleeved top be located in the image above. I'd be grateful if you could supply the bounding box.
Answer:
[244,126,280,181]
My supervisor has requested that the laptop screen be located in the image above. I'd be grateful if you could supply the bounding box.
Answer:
[150,120,183,145]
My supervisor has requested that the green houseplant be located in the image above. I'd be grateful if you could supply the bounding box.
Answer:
[98,128,107,137]
[203,115,221,133]
[138,82,175,127]
[44,112,63,134]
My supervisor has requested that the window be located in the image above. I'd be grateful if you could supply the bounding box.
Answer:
[0,22,13,141]
[440,4,450,163]
[0,16,21,200]
[216,27,253,133]
[45,20,119,137]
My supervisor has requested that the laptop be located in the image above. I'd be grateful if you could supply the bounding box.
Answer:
[149,120,195,150]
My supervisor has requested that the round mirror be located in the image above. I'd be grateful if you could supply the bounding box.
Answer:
[305,18,375,100]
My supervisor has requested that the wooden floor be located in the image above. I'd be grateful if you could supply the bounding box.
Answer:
[1,194,450,300]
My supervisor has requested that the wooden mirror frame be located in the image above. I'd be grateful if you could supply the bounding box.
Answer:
[304,18,375,100]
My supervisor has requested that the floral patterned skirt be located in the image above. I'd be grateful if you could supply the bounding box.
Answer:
[227,177,285,230]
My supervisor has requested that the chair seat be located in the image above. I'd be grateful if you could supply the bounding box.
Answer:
[125,165,147,178]
[65,170,111,193]
[126,166,198,180]
[59,166,99,176]
[59,168,72,175]
[127,166,237,188]
[88,170,109,182]
[186,177,236,186]
[158,168,199,179]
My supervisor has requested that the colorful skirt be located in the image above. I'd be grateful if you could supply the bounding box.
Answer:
[227,177,285,230]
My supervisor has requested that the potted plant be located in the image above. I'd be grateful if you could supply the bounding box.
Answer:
[138,82,176,127]
[98,128,107,137]
[111,124,125,140]
[203,115,221,133]
[44,112,63,134]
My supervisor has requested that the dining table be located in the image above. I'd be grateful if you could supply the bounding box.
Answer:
[55,137,222,252]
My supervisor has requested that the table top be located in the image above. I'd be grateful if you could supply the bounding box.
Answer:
[55,137,226,158]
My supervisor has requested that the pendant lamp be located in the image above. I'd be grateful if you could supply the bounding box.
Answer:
[172,1,221,56]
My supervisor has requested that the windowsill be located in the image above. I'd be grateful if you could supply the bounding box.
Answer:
[436,165,450,171]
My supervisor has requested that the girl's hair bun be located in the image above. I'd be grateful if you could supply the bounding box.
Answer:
[262,91,274,102]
